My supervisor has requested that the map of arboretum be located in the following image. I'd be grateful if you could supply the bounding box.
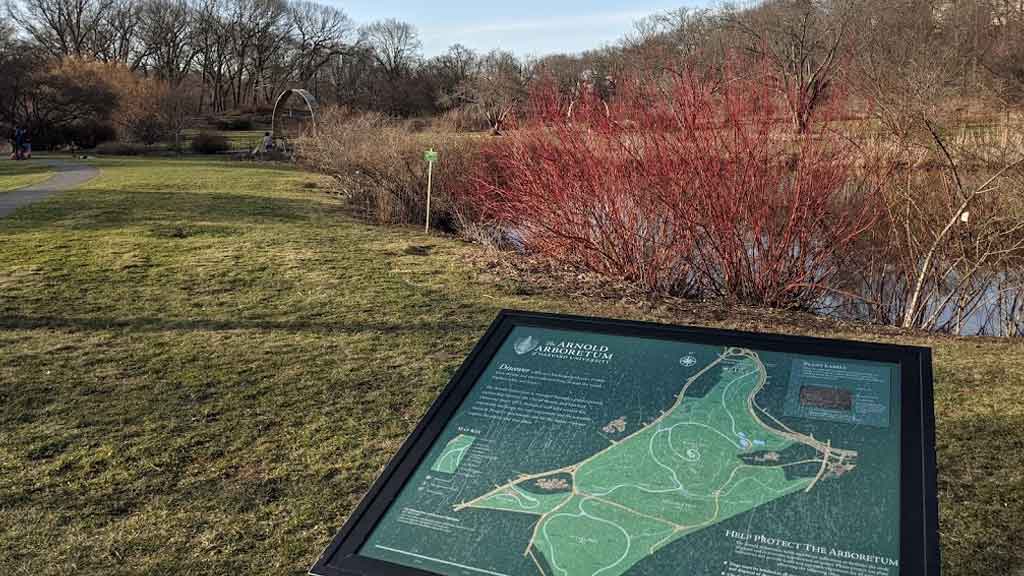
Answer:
[455,348,857,576]
[361,328,900,576]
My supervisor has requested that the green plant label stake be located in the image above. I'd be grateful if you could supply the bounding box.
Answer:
[424,149,438,233]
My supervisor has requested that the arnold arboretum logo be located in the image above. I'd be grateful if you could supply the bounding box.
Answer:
[513,336,540,355]
[511,335,614,364]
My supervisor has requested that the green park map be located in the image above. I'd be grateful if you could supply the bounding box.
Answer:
[361,328,900,576]
[455,348,856,576]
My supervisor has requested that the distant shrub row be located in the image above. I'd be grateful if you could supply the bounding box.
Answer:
[92,132,230,155]
[215,118,254,131]
[94,141,151,155]
[190,132,231,154]
[296,109,479,232]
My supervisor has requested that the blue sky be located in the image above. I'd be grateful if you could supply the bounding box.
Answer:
[333,1,711,57]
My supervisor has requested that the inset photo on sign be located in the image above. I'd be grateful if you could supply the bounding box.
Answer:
[430,434,477,474]
[800,385,854,411]
[783,358,893,428]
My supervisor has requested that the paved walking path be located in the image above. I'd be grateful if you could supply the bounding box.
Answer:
[0,159,99,218]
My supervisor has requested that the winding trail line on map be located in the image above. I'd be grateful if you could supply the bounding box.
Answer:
[0,159,98,218]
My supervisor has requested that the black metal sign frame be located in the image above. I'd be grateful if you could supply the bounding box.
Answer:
[310,310,939,576]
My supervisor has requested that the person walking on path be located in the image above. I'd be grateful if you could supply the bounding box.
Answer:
[12,126,24,160]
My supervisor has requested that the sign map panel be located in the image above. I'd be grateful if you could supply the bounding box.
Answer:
[311,312,939,576]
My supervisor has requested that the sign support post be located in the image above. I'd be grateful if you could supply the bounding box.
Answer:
[424,148,438,234]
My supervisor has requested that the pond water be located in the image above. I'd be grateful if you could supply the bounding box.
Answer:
[827,278,1022,337]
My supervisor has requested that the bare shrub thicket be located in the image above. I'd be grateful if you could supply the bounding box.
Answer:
[3,56,120,149]
[106,64,193,146]
[992,268,1024,337]
[461,68,888,308]
[433,107,493,133]
[190,131,229,154]
[296,108,480,229]
[842,121,1024,334]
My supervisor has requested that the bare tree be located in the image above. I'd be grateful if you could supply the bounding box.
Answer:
[191,0,232,112]
[247,0,290,105]
[436,44,476,80]
[455,50,531,135]
[850,119,1024,333]
[90,0,147,69]
[328,43,377,109]
[727,0,851,132]
[0,21,35,133]
[848,0,958,139]
[160,79,197,149]
[623,7,724,70]
[288,1,353,85]
[898,122,1024,330]
[363,18,420,78]
[5,0,384,122]
[981,0,1024,101]
[225,0,258,107]
[140,0,196,85]
[432,44,478,109]
[533,53,586,95]
[8,0,116,57]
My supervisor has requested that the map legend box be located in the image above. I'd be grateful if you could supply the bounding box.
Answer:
[783,358,893,428]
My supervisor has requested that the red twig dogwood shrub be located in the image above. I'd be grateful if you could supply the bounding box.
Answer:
[659,69,886,308]
[464,78,701,295]
[463,65,886,308]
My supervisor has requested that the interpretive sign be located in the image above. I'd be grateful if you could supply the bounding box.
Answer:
[311,311,939,576]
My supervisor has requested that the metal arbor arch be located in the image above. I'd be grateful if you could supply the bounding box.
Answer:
[271,88,318,141]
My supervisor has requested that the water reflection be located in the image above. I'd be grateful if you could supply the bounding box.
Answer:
[829,272,1022,337]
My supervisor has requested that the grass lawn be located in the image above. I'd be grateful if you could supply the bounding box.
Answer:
[0,157,1021,575]
[0,160,52,192]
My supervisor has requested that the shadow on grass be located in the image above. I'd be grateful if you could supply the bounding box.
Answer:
[87,156,304,173]
[0,189,339,232]
[0,314,487,336]
[0,161,55,177]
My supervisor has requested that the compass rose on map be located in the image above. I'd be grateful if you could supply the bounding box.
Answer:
[679,353,697,367]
